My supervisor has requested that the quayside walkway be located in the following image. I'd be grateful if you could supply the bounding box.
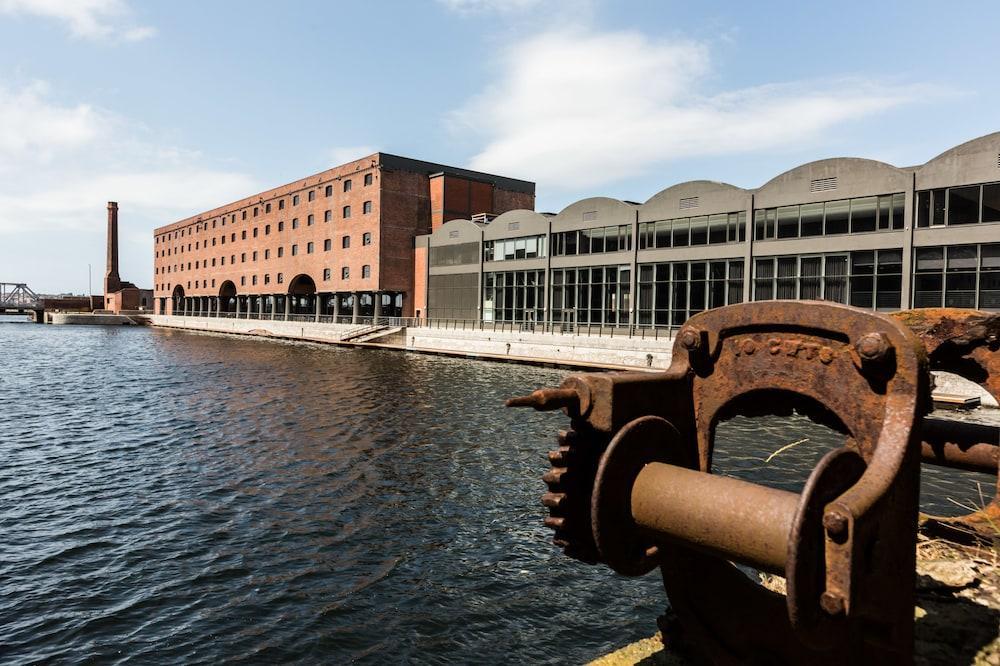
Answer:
[150,313,677,371]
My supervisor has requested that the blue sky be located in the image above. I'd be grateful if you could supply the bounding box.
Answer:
[1,0,998,293]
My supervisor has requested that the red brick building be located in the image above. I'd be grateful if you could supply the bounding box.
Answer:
[153,154,534,319]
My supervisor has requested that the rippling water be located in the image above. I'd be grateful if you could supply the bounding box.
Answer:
[0,317,993,664]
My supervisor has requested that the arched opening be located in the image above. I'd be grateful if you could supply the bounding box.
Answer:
[287,274,317,315]
[218,281,237,313]
[171,285,185,315]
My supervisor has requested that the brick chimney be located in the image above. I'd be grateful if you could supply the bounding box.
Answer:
[104,201,121,295]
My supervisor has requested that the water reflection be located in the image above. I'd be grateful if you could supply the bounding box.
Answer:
[0,323,993,664]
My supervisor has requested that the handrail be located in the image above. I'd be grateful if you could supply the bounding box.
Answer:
[170,310,677,340]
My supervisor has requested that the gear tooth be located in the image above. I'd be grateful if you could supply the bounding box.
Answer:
[548,447,572,464]
[541,492,567,508]
[542,467,567,485]
[544,516,566,530]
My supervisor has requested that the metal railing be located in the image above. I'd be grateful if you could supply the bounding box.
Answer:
[171,310,678,340]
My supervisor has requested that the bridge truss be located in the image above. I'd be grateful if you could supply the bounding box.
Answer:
[0,283,40,309]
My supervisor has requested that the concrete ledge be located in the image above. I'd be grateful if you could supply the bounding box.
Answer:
[49,313,138,326]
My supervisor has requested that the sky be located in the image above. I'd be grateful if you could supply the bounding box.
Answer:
[1,0,998,294]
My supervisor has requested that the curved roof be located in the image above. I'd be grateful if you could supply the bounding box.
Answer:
[922,132,1000,166]
[641,180,751,221]
[755,157,909,207]
[484,209,551,239]
[916,132,1000,189]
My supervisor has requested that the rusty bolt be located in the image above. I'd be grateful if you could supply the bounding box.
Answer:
[820,591,846,616]
[680,327,703,352]
[856,332,891,362]
[823,511,850,543]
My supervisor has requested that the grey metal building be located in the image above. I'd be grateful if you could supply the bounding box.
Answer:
[415,133,1000,328]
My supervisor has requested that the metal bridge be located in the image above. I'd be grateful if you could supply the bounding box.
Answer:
[0,283,44,321]
[0,283,40,309]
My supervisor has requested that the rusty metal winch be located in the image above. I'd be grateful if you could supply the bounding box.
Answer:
[509,302,1000,665]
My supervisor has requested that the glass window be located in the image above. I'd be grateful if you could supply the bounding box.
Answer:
[916,191,931,227]
[655,220,671,248]
[754,258,774,300]
[849,197,876,233]
[515,239,526,259]
[343,206,351,218]
[948,186,980,225]
[344,179,352,192]
[983,184,1000,223]
[709,214,728,244]
[915,247,944,272]
[591,228,605,253]
[578,229,592,255]
[877,196,892,230]
[363,232,372,246]
[824,255,848,303]
[891,193,905,230]
[799,203,823,237]
[932,189,946,226]
[525,237,538,258]
[947,245,978,271]
[799,256,822,300]
[605,228,619,253]
[689,216,708,245]
[672,218,689,247]
[776,206,799,238]
[565,231,577,255]
[776,257,797,299]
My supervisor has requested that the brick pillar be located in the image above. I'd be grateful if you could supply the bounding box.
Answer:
[104,202,121,296]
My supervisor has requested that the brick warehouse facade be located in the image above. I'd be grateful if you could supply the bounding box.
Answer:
[153,154,534,319]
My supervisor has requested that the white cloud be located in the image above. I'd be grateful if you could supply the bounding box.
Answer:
[453,28,927,189]
[0,0,155,41]
[437,0,545,13]
[328,145,377,166]
[0,80,257,236]
[0,81,101,163]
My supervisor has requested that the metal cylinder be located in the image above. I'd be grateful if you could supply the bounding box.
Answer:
[631,462,799,575]
[920,417,999,474]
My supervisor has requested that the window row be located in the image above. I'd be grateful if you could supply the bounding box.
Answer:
[156,233,373,269]
[754,194,904,241]
[638,212,746,250]
[552,225,632,256]
[483,270,547,323]
[155,196,373,245]
[916,183,1000,227]
[637,260,744,327]
[752,250,903,310]
[550,265,632,326]
[913,244,1000,309]
[483,235,547,262]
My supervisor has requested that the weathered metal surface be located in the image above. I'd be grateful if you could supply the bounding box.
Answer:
[511,301,934,664]
[892,308,1000,536]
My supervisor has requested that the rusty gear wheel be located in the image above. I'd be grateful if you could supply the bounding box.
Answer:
[541,426,609,564]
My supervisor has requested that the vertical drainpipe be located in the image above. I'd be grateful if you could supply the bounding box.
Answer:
[900,171,916,309]
[629,207,639,328]
[477,226,484,324]
[743,194,755,304]
[544,217,552,329]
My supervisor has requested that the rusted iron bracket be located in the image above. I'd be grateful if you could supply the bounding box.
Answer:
[511,301,935,664]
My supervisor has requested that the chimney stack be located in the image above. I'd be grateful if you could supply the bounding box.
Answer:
[104,201,121,295]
